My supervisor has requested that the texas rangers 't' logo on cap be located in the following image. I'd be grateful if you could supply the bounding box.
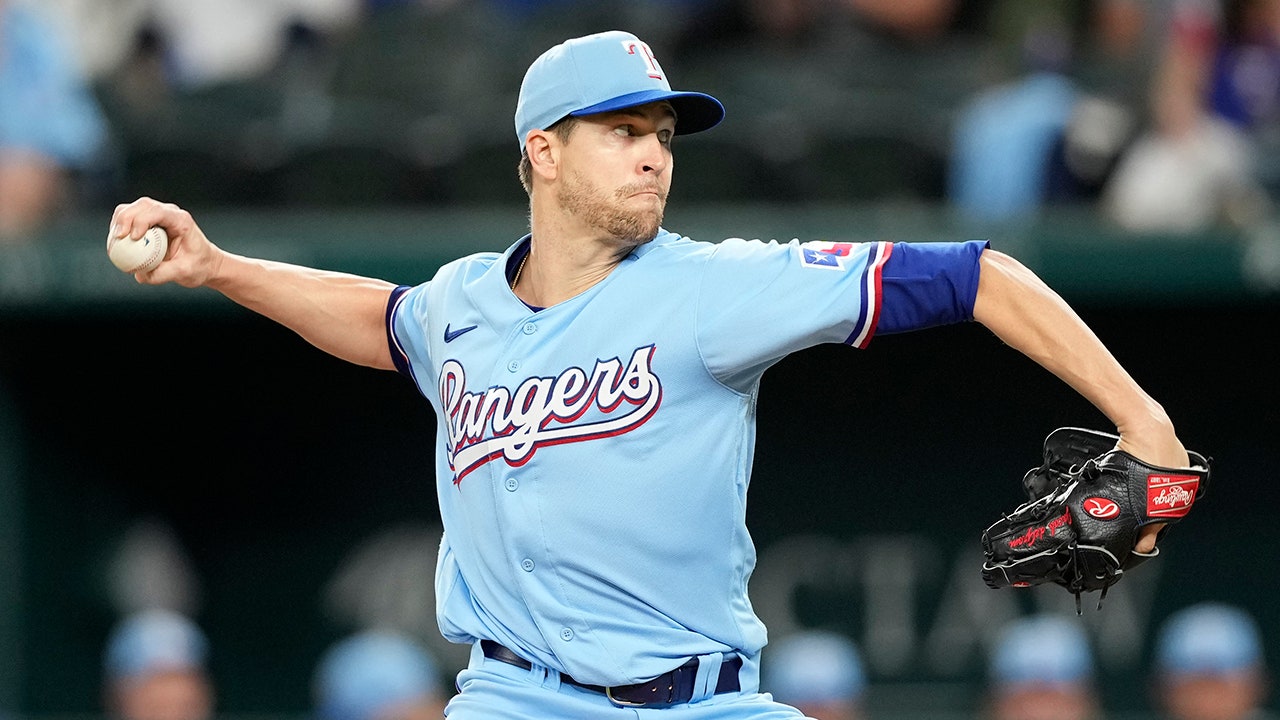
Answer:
[514,30,724,148]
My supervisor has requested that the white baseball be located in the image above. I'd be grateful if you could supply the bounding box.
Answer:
[107,226,168,273]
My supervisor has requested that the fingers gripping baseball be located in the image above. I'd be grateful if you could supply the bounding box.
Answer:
[109,198,221,288]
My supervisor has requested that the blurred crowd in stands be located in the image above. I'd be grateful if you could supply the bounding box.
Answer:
[103,610,448,720]
[97,602,1273,720]
[87,519,1275,720]
[4,0,1280,242]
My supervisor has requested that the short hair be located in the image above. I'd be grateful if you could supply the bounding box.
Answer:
[517,116,580,195]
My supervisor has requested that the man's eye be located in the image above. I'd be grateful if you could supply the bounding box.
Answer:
[614,125,633,136]
[658,130,674,145]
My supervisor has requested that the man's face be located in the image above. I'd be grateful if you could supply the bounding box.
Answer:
[111,670,213,720]
[554,102,676,247]
[791,698,862,720]
[991,685,1097,720]
[1158,672,1265,720]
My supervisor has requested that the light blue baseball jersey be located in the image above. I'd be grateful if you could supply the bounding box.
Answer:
[387,230,984,688]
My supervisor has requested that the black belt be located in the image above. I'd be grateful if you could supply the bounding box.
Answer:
[480,640,742,708]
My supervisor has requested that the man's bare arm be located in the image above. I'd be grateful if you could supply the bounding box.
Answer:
[972,249,1190,551]
[111,198,396,370]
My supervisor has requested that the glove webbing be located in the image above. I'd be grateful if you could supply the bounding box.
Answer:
[1066,543,1120,614]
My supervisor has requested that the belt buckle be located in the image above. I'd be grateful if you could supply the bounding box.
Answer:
[606,665,689,709]
[605,686,648,708]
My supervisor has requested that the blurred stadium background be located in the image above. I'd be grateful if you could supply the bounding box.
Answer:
[2,0,1279,718]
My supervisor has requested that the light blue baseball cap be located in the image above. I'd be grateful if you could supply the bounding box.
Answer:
[990,614,1094,688]
[104,609,209,681]
[313,630,440,720]
[514,30,724,148]
[1155,603,1264,677]
[763,630,866,705]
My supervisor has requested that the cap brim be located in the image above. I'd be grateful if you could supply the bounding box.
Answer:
[570,89,724,136]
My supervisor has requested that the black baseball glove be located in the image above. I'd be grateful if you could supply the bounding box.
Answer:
[981,427,1211,612]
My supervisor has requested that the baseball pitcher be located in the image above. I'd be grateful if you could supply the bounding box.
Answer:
[109,30,1201,719]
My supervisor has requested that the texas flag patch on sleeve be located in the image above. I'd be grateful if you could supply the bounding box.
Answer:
[797,241,856,271]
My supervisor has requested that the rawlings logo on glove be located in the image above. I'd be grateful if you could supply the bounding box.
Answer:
[981,427,1211,612]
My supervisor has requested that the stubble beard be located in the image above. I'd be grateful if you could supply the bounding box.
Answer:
[558,170,666,248]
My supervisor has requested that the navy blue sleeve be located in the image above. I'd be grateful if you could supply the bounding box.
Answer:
[877,240,988,335]
[385,285,414,378]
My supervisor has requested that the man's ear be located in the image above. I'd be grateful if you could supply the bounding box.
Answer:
[526,130,559,182]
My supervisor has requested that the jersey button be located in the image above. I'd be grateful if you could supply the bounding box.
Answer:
[522,322,537,335]
[505,477,519,492]
[507,360,521,372]
[559,628,574,642]
[521,558,535,572]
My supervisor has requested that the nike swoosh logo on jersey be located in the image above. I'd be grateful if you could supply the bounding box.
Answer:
[444,324,478,343]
